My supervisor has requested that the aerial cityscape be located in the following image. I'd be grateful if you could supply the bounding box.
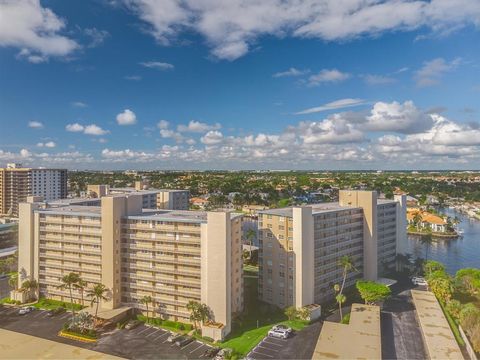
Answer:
[1,1,480,360]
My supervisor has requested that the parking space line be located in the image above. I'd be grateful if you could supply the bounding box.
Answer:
[60,313,70,319]
[32,310,45,318]
[262,339,284,347]
[137,327,152,335]
[265,336,287,343]
[189,343,204,354]
[256,344,279,354]
[251,350,274,358]
[153,332,169,341]
[41,312,51,318]
[146,328,162,337]
[181,340,198,350]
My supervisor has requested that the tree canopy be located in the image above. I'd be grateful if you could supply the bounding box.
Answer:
[356,281,391,304]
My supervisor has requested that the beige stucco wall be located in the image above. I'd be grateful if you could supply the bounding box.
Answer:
[17,201,38,285]
[201,212,232,335]
[394,194,407,255]
[101,197,125,309]
[293,207,314,307]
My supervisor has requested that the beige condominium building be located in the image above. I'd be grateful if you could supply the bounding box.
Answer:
[87,181,190,210]
[0,163,67,216]
[257,190,406,309]
[17,193,242,340]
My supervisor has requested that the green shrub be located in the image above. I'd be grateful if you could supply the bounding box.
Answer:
[179,324,185,330]
[341,313,351,324]
[203,336,214,342]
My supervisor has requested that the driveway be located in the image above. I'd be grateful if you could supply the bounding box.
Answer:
[381,288,427,360]
[0,306,215,359]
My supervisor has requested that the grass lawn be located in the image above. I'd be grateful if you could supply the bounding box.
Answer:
[33,297,84,311]
[218,268,308,356]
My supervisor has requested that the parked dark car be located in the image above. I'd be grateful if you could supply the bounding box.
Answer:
[175,336,194,347]
[125,320,141,330]
[202,347,220,358]
[167,333,183,343]
[47,307,66,317]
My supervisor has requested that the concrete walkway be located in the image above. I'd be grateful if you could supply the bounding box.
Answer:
[411,290,463,360]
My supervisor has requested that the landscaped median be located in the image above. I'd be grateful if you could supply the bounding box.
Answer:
[136,315,193,333]
[58,329,97,343]
[33,297,84,311]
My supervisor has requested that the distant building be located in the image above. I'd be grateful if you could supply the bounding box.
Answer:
[0,163,67,216]
[0,222,17,258]
[257,190,407,309]
[190,197,209,209]
[87,181,189,210]
[407,209,447,233]
[241,204,268,215]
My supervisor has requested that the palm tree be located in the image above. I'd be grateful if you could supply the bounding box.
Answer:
[140,295,153,323]
[246,228,256,260]
[413,212,422,230]
[8,272,18,289]
[58,272,80,320]
[187,300,201,329]
[338,255,355,295]
[420,234,433,262]
[198,303,211,326]
[86,283,109,327]
[74,278,88,307]
[336,293,347,321]
[333,283,346,321]
[21,279,39,301]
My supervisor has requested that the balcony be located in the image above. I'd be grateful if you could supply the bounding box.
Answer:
[123,253,200,266]
[121,244,200,256]
[122,233,200,245]
[126,273,200,288]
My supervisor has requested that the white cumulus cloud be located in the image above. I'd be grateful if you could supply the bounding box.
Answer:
[28,120,44,128]
[177,120,221,133]
[123,0,480,61]
[116,109,137,125]
[0,0,78,62]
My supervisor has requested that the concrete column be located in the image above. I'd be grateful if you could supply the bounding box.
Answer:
[394,194,407,255]
[201,212,232,335]
[17,201,40,285]
[339,190,378,281]
[292,207,314,307]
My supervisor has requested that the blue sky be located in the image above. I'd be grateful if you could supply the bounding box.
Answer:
[0,0,480,170]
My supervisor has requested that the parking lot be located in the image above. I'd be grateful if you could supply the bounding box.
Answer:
[0,305,216,359]
[248,333,290,359]
[95,323,216,359]
[247,322,322,360]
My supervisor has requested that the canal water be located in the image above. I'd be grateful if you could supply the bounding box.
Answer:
[406,207,480,274]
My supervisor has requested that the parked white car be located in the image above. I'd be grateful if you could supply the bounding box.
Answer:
[18,306,35,315]
[268,328,290,339]
[411,277,428,286]
[272,324,292,334]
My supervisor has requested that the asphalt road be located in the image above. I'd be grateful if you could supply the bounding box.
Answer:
[381,288,428,360]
